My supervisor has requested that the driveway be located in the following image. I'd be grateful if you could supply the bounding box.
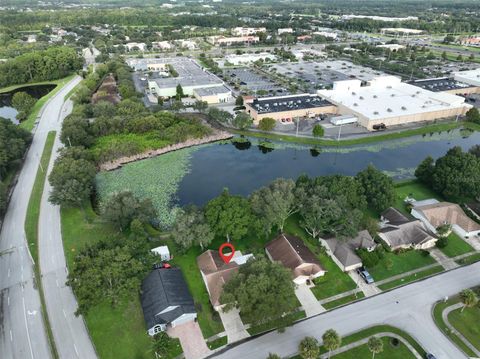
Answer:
[168,321,211,359]
[294,283,325,317]
[429,248,459,270]
[218,308,250,343]
[347,271,381,297]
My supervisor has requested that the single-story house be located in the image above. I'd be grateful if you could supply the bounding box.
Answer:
[265,234,326,285]
[322,230,377,272]
[411,200,480,238]
[378,207,437,250]
[197,250,253,311]
[151,245,171,261]
[140,268,197,336]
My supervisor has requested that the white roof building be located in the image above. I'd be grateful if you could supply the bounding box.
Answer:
[318,75,471,130]
[151,245,171,261]
[313,31,338,39]
[177,40,197,50]
[152,41,173,51]
[232,27,266,36]
[453,68,480,87]
[224,52,277,65]
[376,44,406,51]
[278,28,293,35]
[125,42,146,52]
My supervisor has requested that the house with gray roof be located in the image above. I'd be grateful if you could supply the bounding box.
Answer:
[322,230,377,272]
[140,268,197,336]
[379,207,437,250]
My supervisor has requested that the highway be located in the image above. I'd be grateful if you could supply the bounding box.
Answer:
[0,75,84,359]
[211,261,480,359]
[38,92,97,358]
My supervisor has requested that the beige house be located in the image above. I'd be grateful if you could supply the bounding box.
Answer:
[245,94,337,124]
[379,207,437,250]
[265,234,326,285]
[411,200,480,238]
[193,85,232,104]
[322,230,377,272]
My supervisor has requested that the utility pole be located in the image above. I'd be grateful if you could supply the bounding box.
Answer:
[337,124,343,141]
[296,116,299,137]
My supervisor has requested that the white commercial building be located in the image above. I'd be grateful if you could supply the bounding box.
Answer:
[224,52,277,65]
[152,41,173,51]
[453,68,480,87]
[376,44,406,51]
[207,35,259,46]
[193,85,232,104]
[318,75,471,131]
[125,42,146,52]
[313,31,338,39]
[278,28,293,35]
[232,27,266,36]
[342,15,418,22]
[177,39,197,50]
[381,28,424,35]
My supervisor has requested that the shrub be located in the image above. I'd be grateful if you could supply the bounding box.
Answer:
[436,236,448,248]
[357,248,380,268]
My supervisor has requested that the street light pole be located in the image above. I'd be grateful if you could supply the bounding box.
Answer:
[337,124,343,141]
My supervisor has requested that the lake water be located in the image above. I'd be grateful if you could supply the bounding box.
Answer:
[176,129,480,206]
[0,84,56,123]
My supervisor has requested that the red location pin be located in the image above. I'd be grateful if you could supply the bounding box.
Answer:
[218,243,235,264]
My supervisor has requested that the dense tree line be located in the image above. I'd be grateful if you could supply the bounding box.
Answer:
[0,47,82,87]
[415,146,480,200]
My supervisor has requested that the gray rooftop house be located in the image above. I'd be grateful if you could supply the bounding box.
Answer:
[322,230,377,272]
[140,268,197,336]
[378,207,437,250]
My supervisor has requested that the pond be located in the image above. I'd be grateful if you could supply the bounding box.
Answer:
[0,84,56,123]
[96,127,480,228]
[176,129,480,206]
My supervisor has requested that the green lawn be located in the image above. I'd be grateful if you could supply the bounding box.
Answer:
[393,180,440,215]
[432,296,478,357]
[19,74,77,131]
[323,293,365,310]
[333,337,415,359]
[283,216,357,300]
[368,250,436,282]
[378,265,443,291]
[247,310,306,336]
[448,305,480,352]
[25,131,56,263]
[207,336,228,350]
[456,253,480,266]
[439,233,475,258]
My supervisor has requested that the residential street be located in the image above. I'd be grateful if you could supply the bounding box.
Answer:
[210,262,480,359]
[38,95,97,358]
[0,76,81,359]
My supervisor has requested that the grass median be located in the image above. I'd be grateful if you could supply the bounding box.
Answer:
[24,131,59,359]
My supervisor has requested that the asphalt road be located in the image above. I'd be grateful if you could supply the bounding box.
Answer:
[38,94,97,358]
[211,262,480,359]
[0,76,83,359]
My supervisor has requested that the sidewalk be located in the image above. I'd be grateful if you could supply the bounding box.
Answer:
[442,303,480,357]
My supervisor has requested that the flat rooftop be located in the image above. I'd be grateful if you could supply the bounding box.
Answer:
[194,85,231,96]
[319,76,468,121]
[249,94,333,114]
[409,77,473,92]
[454,68,480,87]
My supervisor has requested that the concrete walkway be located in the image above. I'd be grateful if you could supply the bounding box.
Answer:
[218,308,250,344]
[295,283,325,317]
[429,248,460,270]
[347,271,381,297]
[465,236,480,251]
[318,332,423,359]
[442,303,480,357]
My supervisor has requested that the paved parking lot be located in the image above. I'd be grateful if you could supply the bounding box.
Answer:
[224,68,287,96]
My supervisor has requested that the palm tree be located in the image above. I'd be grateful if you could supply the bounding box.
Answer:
[368,336,384,359]
[298,336,320,359]
[460,289,478,312]
[266,354,281,359]
[322,329,341,359]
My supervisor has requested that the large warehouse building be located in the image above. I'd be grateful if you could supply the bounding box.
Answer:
[244,94,337,124]
[453,68,480,88]
[318,76,471,131]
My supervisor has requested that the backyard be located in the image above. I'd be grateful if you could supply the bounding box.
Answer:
[393,180,440,215]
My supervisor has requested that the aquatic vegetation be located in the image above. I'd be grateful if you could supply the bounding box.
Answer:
[96,147,198,228]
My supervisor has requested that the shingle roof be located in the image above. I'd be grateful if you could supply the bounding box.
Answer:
[265,234,325,278]
[324,230,376,268]
[414,201,480,233]
[380,220,435,248]
[381,207,410,225]
[140,268,196,330]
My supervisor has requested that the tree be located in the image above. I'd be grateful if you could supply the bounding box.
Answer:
[250,178,298,234]
[170,100,184,113]
[368,336,383,359]
[102,191,156,231]
[457,54,463,62]
[220,258,297,325]
[356,165,395,212]
[235,96,244,106]
[441,51,448,61]
[436,223,452,237]
[469,53,475,61]
[151,332,176,358]
[298,337,320,359]
[232,112,253,130]
[443,34,455,44]
[469,144,480,158]
[258,117,276,131]
[67,244,144,314]
[48,154,96,207]
[60,115,94,147]
[11,91,36,115]
[208,107,233,124]
[172,205,214,251]
[0,117,32,179]
[92,100,116,118]
[193,100,208,113]
[459,289,478,312]
[175,84,184,100]
[205,189,255,242]
[322,329,341,359]
[415,156,435,185]
[465,107,480,124]
[312,124,324,138]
